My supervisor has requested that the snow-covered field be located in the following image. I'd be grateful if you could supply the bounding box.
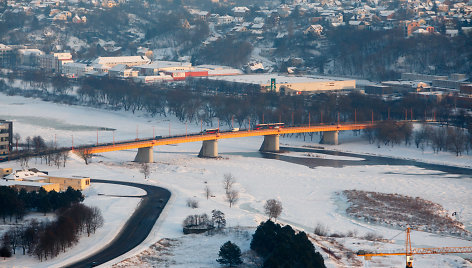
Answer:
[0,93,471,267]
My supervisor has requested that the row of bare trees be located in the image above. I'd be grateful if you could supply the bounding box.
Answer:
[367,121,471,156]
[414,124,470,156]
[16,150,70,169]
[9,134,71,168]
[1,204,103,261]
[72,76,470,129]
[364,120,413,146]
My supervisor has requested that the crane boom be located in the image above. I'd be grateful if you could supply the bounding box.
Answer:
[412,246,472,255]
[356,228,472,267]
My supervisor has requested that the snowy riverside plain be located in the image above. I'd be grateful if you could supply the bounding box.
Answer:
[0,92,471,267]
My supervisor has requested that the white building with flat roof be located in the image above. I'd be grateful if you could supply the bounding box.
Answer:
[92,56,151,68]
[135,61,192,75]
[62,62,93,78]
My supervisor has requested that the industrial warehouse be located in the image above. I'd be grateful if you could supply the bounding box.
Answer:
[207,74,357,95]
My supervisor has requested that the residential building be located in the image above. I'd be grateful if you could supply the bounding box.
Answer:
[17,48,44,66]
[0,120,12,160]
[39,52,73,73]
[304,24,324,35]
[0,44,14,67]
[232,6,250,16]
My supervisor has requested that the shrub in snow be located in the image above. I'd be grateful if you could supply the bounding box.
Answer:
[186,198,199,209]
[313,223,329,237]
[0,245,12,259]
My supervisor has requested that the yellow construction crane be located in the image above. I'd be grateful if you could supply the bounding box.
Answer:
[357,227,472,268]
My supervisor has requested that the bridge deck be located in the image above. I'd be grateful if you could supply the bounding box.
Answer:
[85,123,374,154]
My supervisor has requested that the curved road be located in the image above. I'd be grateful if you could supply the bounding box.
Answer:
[65,179,171,268]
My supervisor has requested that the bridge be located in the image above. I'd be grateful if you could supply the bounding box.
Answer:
[76,122,375,163]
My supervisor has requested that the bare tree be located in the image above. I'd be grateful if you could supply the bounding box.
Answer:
[77,149,92,165]
[53,151,62,168]
[13,133,20,150]
[264,199,283,221]
[223,173,235,194]
[140,163,151,180]
[17,155,30,169]
[61,151,69,167]
[447,127,467,156]
[182,214,210,228]
[87,207,104,236]
[25,136,31,151]
[226,190,239,208]
[204,185,212,200]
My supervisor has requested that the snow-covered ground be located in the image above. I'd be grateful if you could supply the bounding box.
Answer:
[0,93,471,267]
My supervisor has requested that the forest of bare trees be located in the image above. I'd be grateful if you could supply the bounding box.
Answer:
[0,203,103,261]
[0,186,84,222]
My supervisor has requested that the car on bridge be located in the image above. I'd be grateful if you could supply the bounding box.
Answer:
[203,128,219,134]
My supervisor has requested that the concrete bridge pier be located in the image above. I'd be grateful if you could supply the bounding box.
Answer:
[260,134,280,152]
[199,140,218,158]
[321,131,339,145]
[134,146,154,163]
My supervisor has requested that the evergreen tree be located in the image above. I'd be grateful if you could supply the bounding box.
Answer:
[217,241,243,267]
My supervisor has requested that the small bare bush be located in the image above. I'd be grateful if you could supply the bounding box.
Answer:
[314,223,329,237]
[346,230,358,237]
[363,232,383,241]
[329,232,345,238]
[186,198,199,209]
